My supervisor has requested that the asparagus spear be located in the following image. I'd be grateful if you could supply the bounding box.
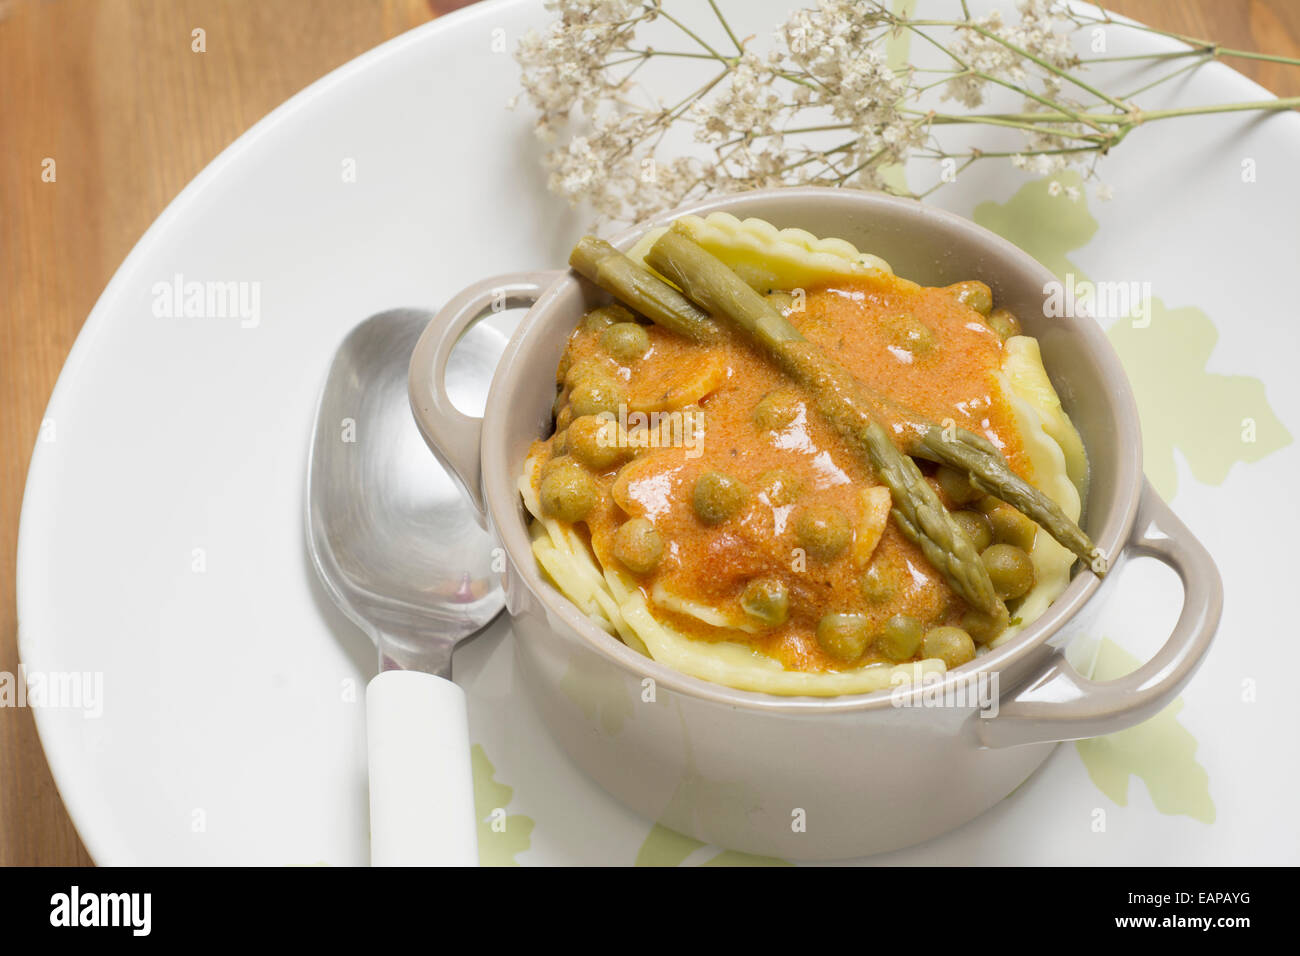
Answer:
[569,236,720,343]
[645,228,1006,620]
[913,426,1096,563]
[863,424,1006,620]
[643,224,1100,570]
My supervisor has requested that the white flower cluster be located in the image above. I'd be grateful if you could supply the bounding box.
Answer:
[775,0,928,189]
[512,0,644,138]
[693,52,788,146]
[944,0,1078,107]
[781,0,889,87]
[513,0,1108,224]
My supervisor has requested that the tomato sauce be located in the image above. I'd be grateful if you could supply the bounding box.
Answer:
[533,272,1028,672]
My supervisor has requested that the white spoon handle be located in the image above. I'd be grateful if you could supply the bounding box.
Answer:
[366,670,478,866]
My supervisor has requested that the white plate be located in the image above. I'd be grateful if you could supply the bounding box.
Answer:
[18,0,1300,865]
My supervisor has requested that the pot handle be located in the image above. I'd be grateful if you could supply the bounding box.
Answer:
[978,480,1222,748]
[409,271,562,526]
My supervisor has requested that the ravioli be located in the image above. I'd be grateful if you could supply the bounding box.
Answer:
[524,215,1090,695]
[627,211,892,292]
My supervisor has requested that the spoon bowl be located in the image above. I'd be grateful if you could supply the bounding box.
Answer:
[307,308,504,674]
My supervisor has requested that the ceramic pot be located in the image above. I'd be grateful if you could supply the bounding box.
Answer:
[409,186,1221,860]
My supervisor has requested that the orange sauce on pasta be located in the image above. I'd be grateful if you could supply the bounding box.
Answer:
[532,271,1028,672]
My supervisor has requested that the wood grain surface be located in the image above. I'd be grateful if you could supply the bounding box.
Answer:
[2,0,1297,866]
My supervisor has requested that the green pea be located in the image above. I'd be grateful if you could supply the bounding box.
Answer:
[922,626,976,668]
[600,322,651,363]
[569,376,624,418]
[795,504,852,561]
[860,561,899,604]
[740,577,789,627]
[755,468,804,507]
[613,518,663,575]
[564,359,602,389]
[936,465,980,505]
[556,352,572,384]
[623,426,652,458]
[880,312,935,355]
[816,613,871,663]
[987,503,1038,551]
[981,543,1036,600]
[567,415,623,470]
[555,404,573,432]
[692,471,749,525]
[875,614,923,661]
[947,280,993,316]
[539,460,600,523]
[753,389,802,432]
[583,304,634,332]
[952,510,993,553]
[551,429,568,457]
[987,307,1021,340]
[961,609,1008,645]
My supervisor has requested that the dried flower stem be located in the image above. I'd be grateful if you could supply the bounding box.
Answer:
[512,0,1300,224]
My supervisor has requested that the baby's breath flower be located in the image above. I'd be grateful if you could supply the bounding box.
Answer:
[944,1,1078,109]
[511,0,1289,223]
[693,52,787,144]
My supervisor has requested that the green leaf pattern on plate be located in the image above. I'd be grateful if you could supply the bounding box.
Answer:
[1075,639,1215,823]
[974,171,1291,501]
[473,744,535,866]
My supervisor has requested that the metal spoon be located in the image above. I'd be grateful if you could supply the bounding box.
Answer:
[306,308,505,866]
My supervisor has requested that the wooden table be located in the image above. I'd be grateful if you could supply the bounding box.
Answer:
[2,0,1297,866]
